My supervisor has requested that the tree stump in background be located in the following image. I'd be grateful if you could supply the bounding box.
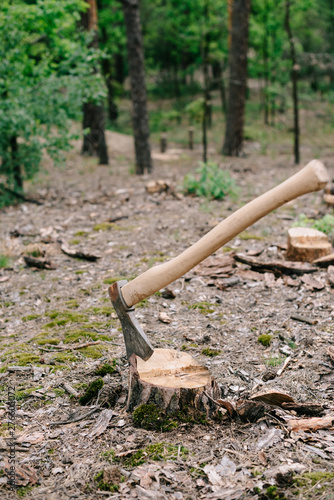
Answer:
[127,348,220,417]
[286,227,332,262]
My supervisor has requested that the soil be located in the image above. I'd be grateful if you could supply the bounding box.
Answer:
[0,131,334,499]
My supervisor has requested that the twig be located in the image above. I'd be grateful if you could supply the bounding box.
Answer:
[62,383,79,398]
[39,341,101,351]
[277,356,292,376]
[290,314,318,325]
[49,406,100,426]
[107,215,129,223]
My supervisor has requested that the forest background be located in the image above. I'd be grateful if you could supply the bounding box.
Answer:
[1,0,334,205]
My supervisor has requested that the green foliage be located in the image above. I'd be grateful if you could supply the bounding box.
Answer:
[0,255,10,268]
[95,360,116,376]
[293,214,334,238]
[0,0,106,205]
[183,162,238,200]
[79,378,104,405]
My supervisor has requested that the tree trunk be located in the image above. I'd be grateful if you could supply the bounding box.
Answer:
[10,136,23,191]
[222,0,251,156]
[81,0,109,165]
[122,0,152,174]
[285,0,300,165]
[100,25,119,123]
[263,0,269,125]
[212,61,227,114]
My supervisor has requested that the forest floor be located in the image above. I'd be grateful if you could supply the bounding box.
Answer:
[1,129,334,500]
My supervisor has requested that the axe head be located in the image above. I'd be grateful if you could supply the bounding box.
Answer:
[108,280,154,361]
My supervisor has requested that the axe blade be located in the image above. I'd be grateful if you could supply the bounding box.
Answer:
[108,280,154,361]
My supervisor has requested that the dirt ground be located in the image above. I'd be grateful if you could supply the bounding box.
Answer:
[0,130,334,499]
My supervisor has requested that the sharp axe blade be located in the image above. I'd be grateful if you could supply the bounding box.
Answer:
[108,280,153,361]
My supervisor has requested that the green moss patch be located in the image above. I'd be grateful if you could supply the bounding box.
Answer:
[79,378,104,405]
[80,345,105,359]
[132,404,207,431]
[52,352,77,363]
[22,314,41,322]
[188,302,216,315]
[258,334,273,346]
[201,348,221,357]
[93,222,116,231]
[36,338,60,346]
[95,360,116,376]
[65,299,79,308]
[94,468,121,492]
[10,353,41,366]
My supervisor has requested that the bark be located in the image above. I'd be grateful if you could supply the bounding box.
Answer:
[285,0,300,164]
[81,0,109,165]
[223,0,251,156]
[122,0,152,174]
[263,0,269,125]
[212,61,227,114]
[100,25,119,123]
[127,349,221,418]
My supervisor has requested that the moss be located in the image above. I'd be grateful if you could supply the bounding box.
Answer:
[13,353,41,366]
[90,306,114,316]
[258,334,273,346]
[188,302,216,315]
[80,345,105,359]
[69,239,80,245]
[95,361,116,376]
[239,231,265,241]
[93,222,116,231]
[22,314,40,322]
[94,469,120,492]
[265,485,287,500]
[54,388,65,396]
[65,299,79,308]
[103,442,189,469]
[44,310,88,328]
[36,338,60,346]
[201,348,221,357]
[132,404,207,431]
[52,352,77,363]
[103,276,125,285]
[294,471,334,487]
[17,486,33,497]
[16,386,42,400]
[75,270,86,274]
[75,230,89,237]
[79,378,104,405]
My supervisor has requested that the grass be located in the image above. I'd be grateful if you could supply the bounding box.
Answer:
[0,254,10,268]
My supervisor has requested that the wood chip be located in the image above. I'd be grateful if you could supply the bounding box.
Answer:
[62,382,79,398]
[250,390,295,406]
[314,252,334,267]
[300,275,324,290]
[326,346,334,361]
[286,227,332,262]
[88,409,114,439]
[158,312,172,324]
[281,402,324,417]
[287,415,334,431]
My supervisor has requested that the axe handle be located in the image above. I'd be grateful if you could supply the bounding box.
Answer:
[121,160,328,308]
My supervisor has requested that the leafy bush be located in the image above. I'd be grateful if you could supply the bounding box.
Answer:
[183,161,239,200]
[0,0,105,207]
[293,214,334,238]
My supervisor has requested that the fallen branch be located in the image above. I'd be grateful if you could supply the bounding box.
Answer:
[49,406,100,426]
[287,415,334,431]
[39,341,100,351]
[23,256,56,270]
[290,314,318,325]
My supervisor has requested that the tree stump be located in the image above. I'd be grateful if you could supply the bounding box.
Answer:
[286,227,332,262]
[127,348,221,417]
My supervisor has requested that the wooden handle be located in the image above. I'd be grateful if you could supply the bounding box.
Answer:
[122,160,328,307]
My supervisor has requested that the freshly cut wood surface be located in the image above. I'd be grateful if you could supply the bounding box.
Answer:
[286,227,332,262]
[127,349,220,415]
[136,348,211,389]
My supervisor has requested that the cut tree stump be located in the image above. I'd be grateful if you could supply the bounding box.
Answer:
[286,227,332,262]
[127,348,220,416]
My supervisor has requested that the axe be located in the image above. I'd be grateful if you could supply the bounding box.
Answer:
[109,160,328,361]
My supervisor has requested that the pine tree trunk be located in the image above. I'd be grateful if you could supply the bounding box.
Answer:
[81,0,109,165]
[122,0,152,174]
[223,0,251,156]
[285,0,300,165]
